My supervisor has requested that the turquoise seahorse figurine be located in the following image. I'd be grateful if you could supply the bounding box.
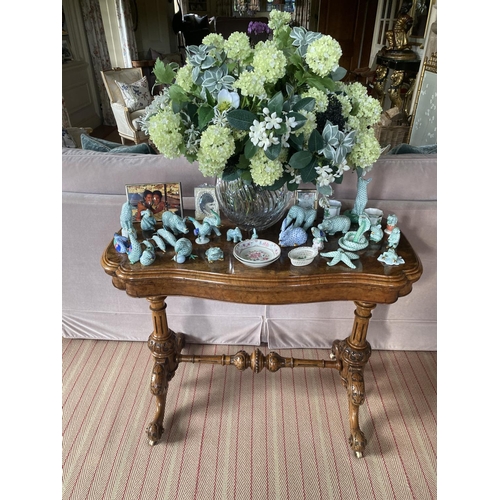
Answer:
[120,201,133,236]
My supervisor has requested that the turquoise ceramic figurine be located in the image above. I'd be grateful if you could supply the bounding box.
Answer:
[226,227,243,243]
[120,201,133,236]
[378,248,405,265]
[173,238,194,263]
[338,213,371,251]
[151,234,167,252]
[162,211,189,235]
[311,227,328,251]
[317,215,351,236]
[140,209,156,231]
[205,247,224,263]
[387,226,401,248]
[344,176,372,223]
[189,210,221,244]
[320,248,360,268]
[284,205,317,232]
[369,224,384,243]
[140,240,156,266]
[385,214,398,234]
[126,227,142,264]
[156,228,177,248]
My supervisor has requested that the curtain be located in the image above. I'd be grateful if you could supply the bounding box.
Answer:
[294,0,311,29]
[114,0,138,67]
[79,0,115,126]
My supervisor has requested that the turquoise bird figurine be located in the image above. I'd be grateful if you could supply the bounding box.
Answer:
[173,238,194,263]
[126,228,142,264]
[140,240,156,266]
[156,228,177,248]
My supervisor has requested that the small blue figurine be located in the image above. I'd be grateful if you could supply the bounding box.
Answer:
[114,233,131,253]
[156,228,177,248]
[226,227,243,243]
[205,247,224,263]
[318,215,351,236]
[278,218,307,247]
[387,227,401,249]
[338,213,371,251]
[311,227,327,251]
[251,228,259,239]
[120,201,133,237]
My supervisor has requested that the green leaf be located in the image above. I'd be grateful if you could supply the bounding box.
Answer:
[308,129,324,153]
[169,84,190,103]
[240,169,253,184]
[331,66,347,81]
[267,92,284,115]
[264,143,281,161]
[197,106,214,130]
[288,133,304,150]
[236,155,251,170]
[289,150,312,169]
[293,97,315,113]
[287,111,307,130]
[300,157,318,183]
[244,139,258,159]
[317,184,332,196]
[153,58,176,84]
[263,174,289,191]
[226,109,258,130]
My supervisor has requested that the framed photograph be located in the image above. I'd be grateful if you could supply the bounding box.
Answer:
[194,185,219,220]
[125,182,183,222]
[295,189,318,210]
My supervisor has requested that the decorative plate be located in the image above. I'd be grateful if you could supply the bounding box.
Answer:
[288,246,318,266]
[233,239,281,268]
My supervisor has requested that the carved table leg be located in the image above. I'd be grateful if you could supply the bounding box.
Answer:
[332,301,374,458]
[146,296,185,446]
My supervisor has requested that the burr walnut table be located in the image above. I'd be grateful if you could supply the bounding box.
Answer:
[101,217,422,457]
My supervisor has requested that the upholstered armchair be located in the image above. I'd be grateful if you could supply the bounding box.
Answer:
[101,67,150,145]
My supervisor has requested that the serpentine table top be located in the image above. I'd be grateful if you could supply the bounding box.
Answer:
[101,214,422,457]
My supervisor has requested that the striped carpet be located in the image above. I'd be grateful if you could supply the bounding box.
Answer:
[62,339,437,500]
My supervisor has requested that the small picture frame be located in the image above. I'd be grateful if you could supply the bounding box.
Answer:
[125,182,183,221]
[194,185,219,220]
[295,189,318,210]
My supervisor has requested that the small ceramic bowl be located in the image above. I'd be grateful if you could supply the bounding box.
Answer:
[288,247,318,266]
[365,208,383,226]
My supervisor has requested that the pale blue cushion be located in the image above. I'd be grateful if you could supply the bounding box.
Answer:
[81,135,156,154]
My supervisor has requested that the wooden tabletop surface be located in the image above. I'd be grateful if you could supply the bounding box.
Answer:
[101,215,422,306]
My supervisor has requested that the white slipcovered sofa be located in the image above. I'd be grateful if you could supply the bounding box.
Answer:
[62,147,437,350]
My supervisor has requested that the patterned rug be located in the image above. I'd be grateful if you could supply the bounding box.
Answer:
[62,339,437,500]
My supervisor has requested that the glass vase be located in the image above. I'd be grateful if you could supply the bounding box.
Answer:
[215,177,292,232]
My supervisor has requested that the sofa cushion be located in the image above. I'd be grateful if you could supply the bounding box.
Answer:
[81,135,156,154]
[115,75,152,112]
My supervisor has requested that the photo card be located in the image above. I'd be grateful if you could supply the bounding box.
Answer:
[125,182,183,221]
[295,189,318,210]
[194,185,219,220]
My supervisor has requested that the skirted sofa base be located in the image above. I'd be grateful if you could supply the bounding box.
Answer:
[62,148,437,350]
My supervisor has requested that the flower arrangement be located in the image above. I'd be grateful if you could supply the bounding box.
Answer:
[140,10,383,199]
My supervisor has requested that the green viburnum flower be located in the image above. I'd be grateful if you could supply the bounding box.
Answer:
[233,70,266,98]
[197,125,236,177]
[268,10,292,32]
[347,129,381,170]
[225,31,252,63]
[253,42,287,84]
[305,35,342,77]
[202,33,225,52]
[148,108,183,158]
[175,63,195,92]
[302,87,329,113]
[249,149,283,187]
